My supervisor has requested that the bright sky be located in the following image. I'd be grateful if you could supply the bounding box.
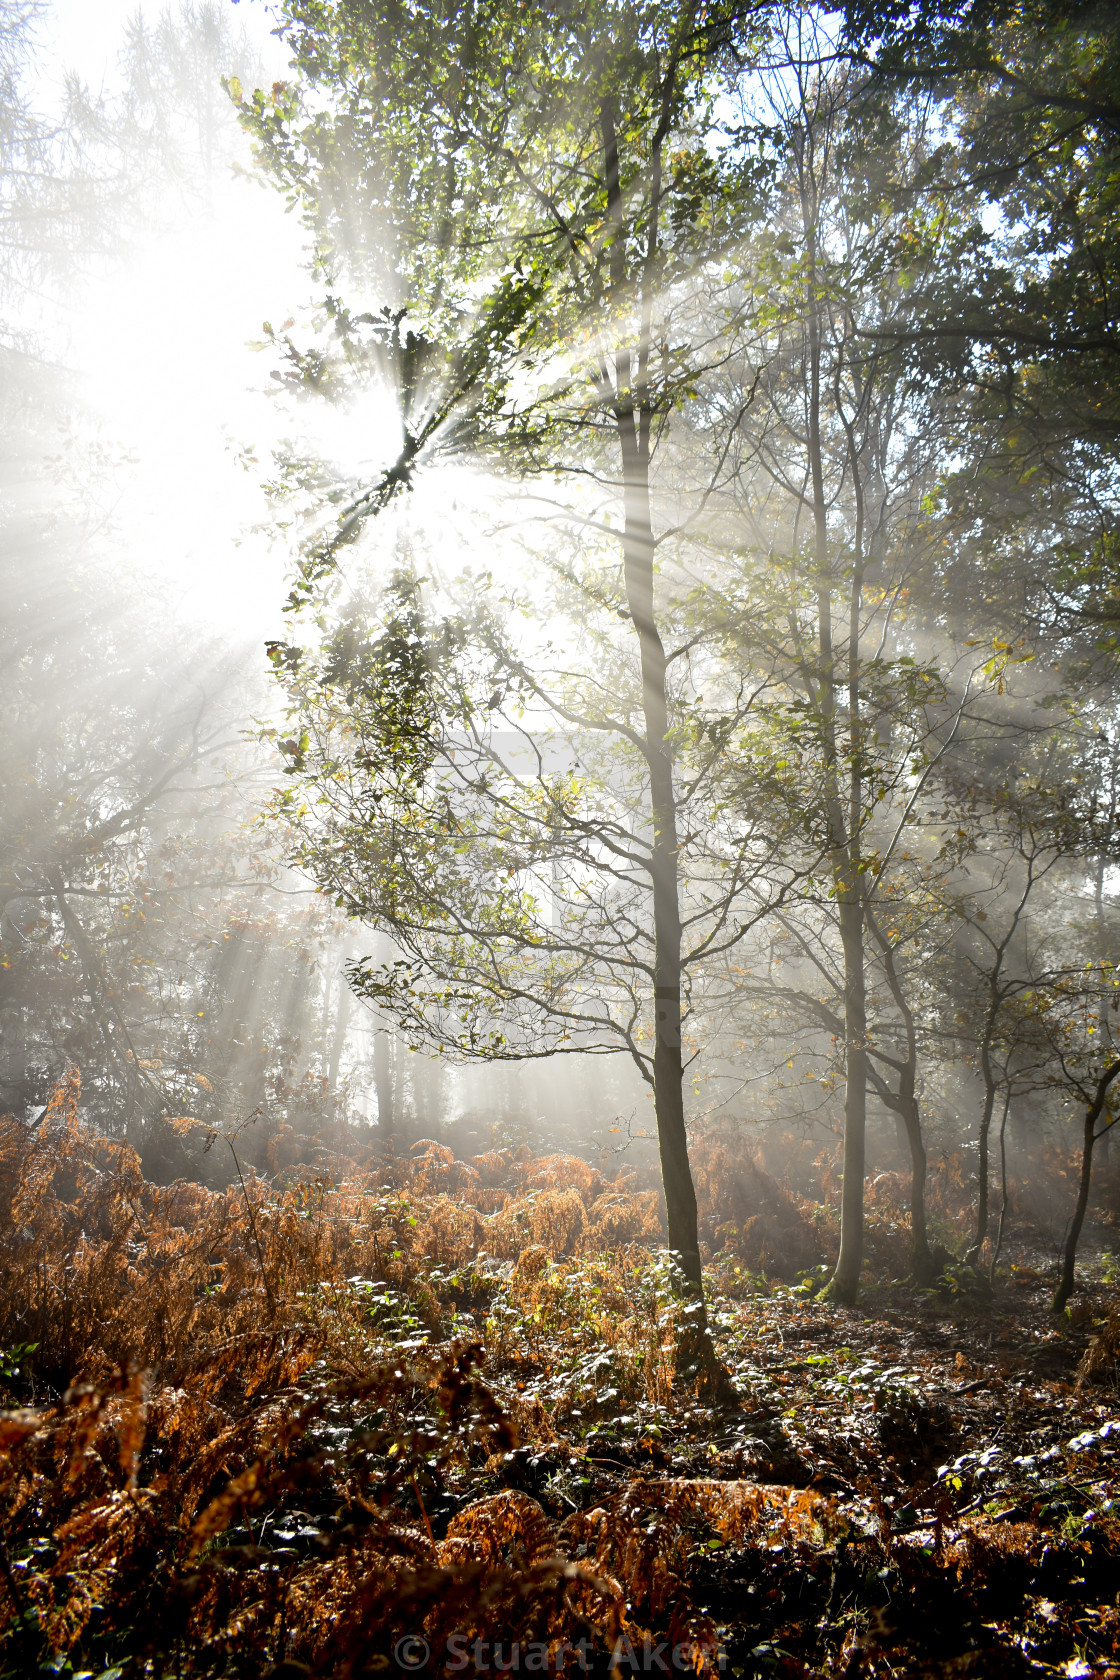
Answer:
[39,0,289,101]
[32,1,310,640]
[24,1,518,648]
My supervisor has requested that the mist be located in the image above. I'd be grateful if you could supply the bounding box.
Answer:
[3,0,1118,1260]
[2,6,1120,1670]
[3,0,652,1189]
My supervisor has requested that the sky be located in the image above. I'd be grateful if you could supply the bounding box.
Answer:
[39,0,289,103]
[20,2,565,649]
[31,0,309,640]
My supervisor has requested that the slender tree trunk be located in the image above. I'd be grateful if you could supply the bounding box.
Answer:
[873,928,934,1281]
[1093,825,1114,1161]
[600,93,728,1395]
[374,1029,395,1152]
[989,1089,1013,1284]
[797,162,867,1306]
[416,1054,445,1136]
[968,1034,998,1263]
[1053,1060,1120,1312]
[47,865,156,1131]
[969,854,1041,1262]
[321,967,332,1078]
[832,901,867,1301]
[616,418,703,1299]
[899,1087,934,1283]
[328,972,350,1090]
[868,1055,934,1282]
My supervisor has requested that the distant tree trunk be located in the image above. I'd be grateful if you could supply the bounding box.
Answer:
[866,915,935,1283]
[989,1089,1013,1283]
[898,1088,934,1281]
[799,183,866,1308]
[321,966,332,1077]
[968,852,1042,1265]
[373,1028,395,1152]
[869,1081,934,1283]
[279,957,313,1071]
[327,975,350,1090]
[1053,1059,1120,1313]
[968,1029,998,1264]
[47,864,152,1130]
[1093,823,1115,1161]
[832,899,868,1303]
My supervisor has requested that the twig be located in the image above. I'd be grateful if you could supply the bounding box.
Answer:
[411,1473,436,1546]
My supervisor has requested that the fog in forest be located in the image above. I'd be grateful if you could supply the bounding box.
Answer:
[5,4,1120,1675]
[4,0,1120,1279]
[1,0,661,1192]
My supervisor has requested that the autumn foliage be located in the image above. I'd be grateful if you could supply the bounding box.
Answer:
[2,1073,1120,1677]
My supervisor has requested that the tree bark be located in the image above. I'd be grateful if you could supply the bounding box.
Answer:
[601,95,725,1392]
[866,916,935,1282]
[898,1087,934,1283]
[373,1028,395,1152]
[798,149,867,1306]
[869,1075,935,1282]
[967,854,1041,1264]
[1053,1059,1120,1312]
[969,924,1025,1267]
[327,976,351,1090]
[989,1089,1013,1284]
[968,1025,998,1263]
[616,412,707,1323]
[831,899,867,1302]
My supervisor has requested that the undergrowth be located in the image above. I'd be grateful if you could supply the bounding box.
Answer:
[2,1073,1119,1677]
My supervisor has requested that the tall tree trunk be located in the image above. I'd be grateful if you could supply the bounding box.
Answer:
[831,899,867,1302]
[1053,1059,1120,1313]
[798,155,867,1306]
[327,974,350,1091]
[1093,797,1115,1161]
[869,1074,934,1282]
[968,854,1041,1263]
[321,967,332,1078]
[968,1029,998,1263]
[989,1089,1013,1284]
[867,917,935,1283]
[899,1086,934,1283]
[601,96,721,1391]
[373,1028,395,1152]
[616,416,704,1302]
[415,1054,445,1136]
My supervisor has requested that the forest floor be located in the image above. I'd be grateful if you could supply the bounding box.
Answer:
[1,1095,1118,1678]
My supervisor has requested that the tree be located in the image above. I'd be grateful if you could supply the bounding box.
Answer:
[0,2,368,1182]
[677,22,985,1297]
[938,778,1072,1265]
[266,541,809,1380]
[243,0,782,1364]
[840,0,1120,697]
[842,0,1120,392]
